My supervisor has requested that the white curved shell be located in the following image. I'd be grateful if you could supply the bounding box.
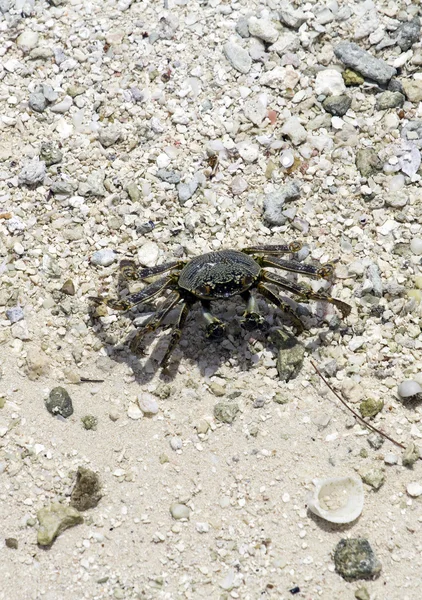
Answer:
[307,476,364,524]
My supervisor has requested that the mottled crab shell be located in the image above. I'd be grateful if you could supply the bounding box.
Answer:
[178,250,261,300]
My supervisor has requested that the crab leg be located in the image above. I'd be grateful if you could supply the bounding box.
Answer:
[257,283,305,334]
[262,270,351,318]
[129,291,181,354]
[136,260,185,281]
[240,291,269,331]
[89,276,173,311]
[201,301,226,339]
[242,242,302,255]
[261,256,336,280]
[160,302,192,369]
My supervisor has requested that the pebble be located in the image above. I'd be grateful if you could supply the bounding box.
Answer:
[367,433,384,450]
[6,306,24,323]
[359,398,384,419]
[263,181,301,225]
[137,392,159,415]
[394,17,421,51]
[16,30,39,52]
[398,380,422,399]
[273,329,305,382]
[51,96,73,114]
[37,503,83,546]
[45,387,74,418]
[406,482,422,498]
[91,249,116,267]
[231,175,247,195]
[410,238,422,255]
[98,127,122,148]
[322,95,351,117]
[247,17,278,44]
[375,91,405,110]
[334,42,396,85]
[177,177,198,204]
[401,79,422,103]
[28,90,47,113]
[360,468,385,490]
[127,403,143,420]
[402,442,420,467]
[384,453,398,465]
[137,241,160,267]
[78,171,106,197]
[279,7,306,29]
[156,169,181,184]
[11,321,31,340]
[281,117,307,146]
[315,69,346,96]
[18,158,46,186]
[243,95,267,126]
[170,436,182,451]
[237,141,259,163]
[214,401,239,424]
[355,149,382,178]
[40,142,63,166]
[223,41,251,74]
[235,16,249,38]
[170,503,191,520]
[334,538,381,581]
[70,467,102,511]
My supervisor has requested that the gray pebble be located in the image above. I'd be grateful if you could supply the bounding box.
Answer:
[170,503,190,520]
[366,264,383,297]
[322,94,352,117]
[98,127,122,148]
[334,538,381,581]
[6,306,24,323]
[279,7,306,29]
[40,142,63,166]
[45,387,74,418]
[334,42,396,85]
[91,249,116,267]
[394,17,420,51]
[156,169,181,184]
[361,467,385,490]
[253,396,266,409]
[214,401,239,424]
[78,171,106,197]
[11,321,31,340]
[367,433,384,450]
[29,91,47,112]
[355,148,382,178]
[375,91,405,110]
[41,84,58,103]
[50,179,76,196]
[70,466,102,511]
[402,442,420,467]
[235,16,249,38]
[170,436,182,451]
[223,41,252,74]
[263,181,301,225]
[177,177,198,204]
[272,329,305,382]
[18,158,46,186]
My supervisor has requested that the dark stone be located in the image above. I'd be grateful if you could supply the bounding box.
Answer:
[322,94,352,116]
[394,17,421,51]
[355,148,383,178]
[70,467,102,511]
[334,538,382,581]
[5,538,18,549]
[45,387,74,418]
[375,91,405,110]
[39,142,63,167]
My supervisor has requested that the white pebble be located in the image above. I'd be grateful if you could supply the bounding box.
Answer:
[17,30,39,52]
[398,380,422,399]
[407,482,422,497]
[195,522,209,533]
[170,436,182,451]
[138,241,159,267]
[91,249,116,267]
[410,238,422,255]
[389,174,405,193]
[127,403,143,420]
[137,393,159,415]
[280,149,295,168]
[384,453,398,465]
[170,503,190,520]
[237,141,259,163]
[315,69,346,96]
[156,153,171,169]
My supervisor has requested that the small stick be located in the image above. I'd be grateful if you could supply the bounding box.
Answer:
[310,360,406,451]
[79,377,105,383]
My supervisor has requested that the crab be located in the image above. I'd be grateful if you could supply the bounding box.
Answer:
[90,243,351,369]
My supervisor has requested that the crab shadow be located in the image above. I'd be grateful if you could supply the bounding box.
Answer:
[88,297,324,385]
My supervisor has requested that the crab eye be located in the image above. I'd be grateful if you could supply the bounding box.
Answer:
[317,263,335,279]
[289,241,302,253]
[197,284,211,296]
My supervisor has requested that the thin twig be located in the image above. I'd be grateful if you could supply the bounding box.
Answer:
[310,360,406,451]
[79,377,105,383]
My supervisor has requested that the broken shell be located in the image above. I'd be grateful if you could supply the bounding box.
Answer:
[307,476,364,524]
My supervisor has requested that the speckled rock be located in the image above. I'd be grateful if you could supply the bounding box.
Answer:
[272,329,305,382]
[18,158,46,186]
[393,17,420,51]
[322,94,352,117]
[375,91,405,110]
[359,398,384,419]
[37,503,83,546]
[45,387,74,418]
[334,42,396,85]
[402,442,420,467]
[214,401,239,424]
[360,468,385,490]
[70,467,102,511]
[334,538,381,581]
[355,149,383,178]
